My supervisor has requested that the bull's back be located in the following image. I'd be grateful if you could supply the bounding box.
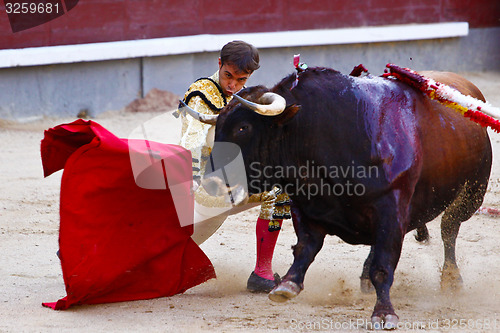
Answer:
[410,72,492,225]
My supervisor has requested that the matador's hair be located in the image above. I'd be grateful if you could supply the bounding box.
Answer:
[220,40,260,74]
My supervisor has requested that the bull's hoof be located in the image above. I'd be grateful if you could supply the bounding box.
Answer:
[414,226,430,243]
[440,263,463,293]
[440,269,463,293]
[360,277,375,294]
[268,280,302,303]
[371,314,399,330]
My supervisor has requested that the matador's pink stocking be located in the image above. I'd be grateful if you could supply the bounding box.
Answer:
[253,217,282,280]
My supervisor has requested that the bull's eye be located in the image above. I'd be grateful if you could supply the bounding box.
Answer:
[233,122,252,138]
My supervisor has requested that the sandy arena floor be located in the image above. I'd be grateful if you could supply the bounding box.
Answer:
[1,71,499,332]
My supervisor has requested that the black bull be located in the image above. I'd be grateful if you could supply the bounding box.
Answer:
[207,67,492,328]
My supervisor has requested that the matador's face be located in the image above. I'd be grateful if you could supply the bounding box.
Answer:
[218,59,252,97]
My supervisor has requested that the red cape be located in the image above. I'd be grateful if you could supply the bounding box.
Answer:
[41,119,215,310]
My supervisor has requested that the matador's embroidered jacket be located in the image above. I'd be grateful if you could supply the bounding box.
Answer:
[179,71,290,221]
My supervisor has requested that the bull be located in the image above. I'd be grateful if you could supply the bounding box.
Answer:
[193,67,492,329]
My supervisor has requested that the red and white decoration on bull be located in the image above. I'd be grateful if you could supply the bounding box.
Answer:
[383,64,500,133]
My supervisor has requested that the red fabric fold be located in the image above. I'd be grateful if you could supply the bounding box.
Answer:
[41,119,215,310]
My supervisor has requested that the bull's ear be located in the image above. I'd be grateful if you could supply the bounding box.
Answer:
[275,104,301,125]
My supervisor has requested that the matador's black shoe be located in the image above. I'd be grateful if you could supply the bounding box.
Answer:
[247,271,281,293]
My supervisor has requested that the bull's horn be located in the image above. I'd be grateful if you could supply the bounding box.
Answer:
[178,99,219,125]
[233,92,286,116]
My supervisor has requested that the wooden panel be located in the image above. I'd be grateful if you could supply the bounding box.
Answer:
[0,0,498,49]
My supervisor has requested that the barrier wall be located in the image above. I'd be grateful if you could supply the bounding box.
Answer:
[1,0,498,49]
[0,0,498,120]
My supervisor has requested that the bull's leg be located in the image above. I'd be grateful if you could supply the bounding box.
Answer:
[269,206,325,303]
[440,212,463,291]
[361,226,429,295]
[369,195,407,330]
[361,225,429,294]
[440,180,487,291]
[360,246,375,293]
